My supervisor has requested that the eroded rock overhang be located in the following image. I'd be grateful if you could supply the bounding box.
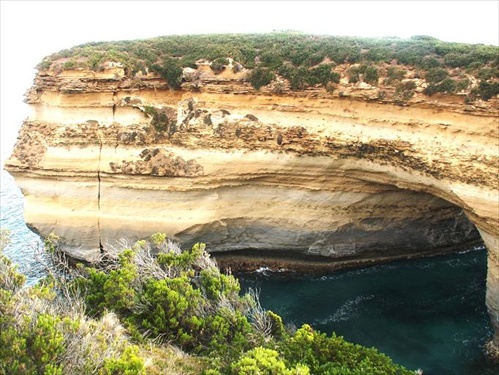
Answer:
[4,68,499,347]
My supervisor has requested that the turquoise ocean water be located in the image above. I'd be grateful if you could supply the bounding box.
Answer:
[238,248,498,374]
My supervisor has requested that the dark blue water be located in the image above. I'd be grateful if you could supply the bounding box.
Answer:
[238,249,498,375]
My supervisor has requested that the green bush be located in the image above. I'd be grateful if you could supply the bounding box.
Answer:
[308,64,340,86]
[424,78,457,96]
[455,78,470,92]
[364,65,379,85]
[151,58,183,89]
[247,67,275,90]
[74,237,262,358]
[260,51,284,70]
[385,67,406,84]
[278,325,413,375]
[423,67,458,96]
[0,230,146,375]
[278,64,308,90]
[348,65,378,85]
[348,66,361,83]
[394,80,417,102]
[36,32,498,103]
[210,58,228,74]
[444,53,473,68]
[230,347,310,375]
[419,56,441,70]
[37,60,52,71]
[100,346,146,375]
[477,67,499,81]
[477,81,499,100]
[63,59,78,70]
[425,67,449,84]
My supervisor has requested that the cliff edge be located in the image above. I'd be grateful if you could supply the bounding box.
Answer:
[4,33,499,348]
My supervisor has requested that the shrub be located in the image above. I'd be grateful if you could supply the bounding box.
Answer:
[348,65,378,85]
[0,230,146,375]
[63,59,78,70]
[477,67,499,81]
[425,67,449,84]
[385,67,406,84]
[419,56,441,70]
[260,51,284,70]
[37,33,498,91]
[247,67,275,90]
[455,78,470,92]
[423,67,458,96]
[100,346,146,375]
[278,325,413,375]
[424,78,457,96]
[364,66,379,85]
[477,81,499,100]
[151,58,183,89]
[394,80,417,102]
[230,347,309,375]
[308,64,340,86]
[278,64,308,90]
[37,60,52,71]
[73,237,264,358]
[348,66,361,83]
[444,53,473,68]
[210,58,228,74]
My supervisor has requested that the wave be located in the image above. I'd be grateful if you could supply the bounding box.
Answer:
[315,294,375,324]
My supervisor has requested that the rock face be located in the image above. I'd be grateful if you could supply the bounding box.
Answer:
[4,64,499,348]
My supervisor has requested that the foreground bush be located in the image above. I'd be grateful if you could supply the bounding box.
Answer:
[0,231,146,375]
[1,231,417,374]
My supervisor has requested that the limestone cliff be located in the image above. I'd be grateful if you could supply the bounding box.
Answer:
[3,34,499,348]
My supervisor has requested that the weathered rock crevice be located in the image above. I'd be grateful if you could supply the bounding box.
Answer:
[97,130,103,253]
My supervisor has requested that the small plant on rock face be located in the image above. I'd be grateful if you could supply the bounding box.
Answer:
[364,65,379,85]
[474,81,499,101]
[210,58,228,74]
[325,81,336,93]
[247,67,275,90]
[425,67,449,84]
[37,60,52,70]
[308,64,340,87]
[151,58,183,89]
[348,64,378,85]
[385,66,406,84]
[394,80,417,102]
[271,80,286,94]
[63,59,77,70]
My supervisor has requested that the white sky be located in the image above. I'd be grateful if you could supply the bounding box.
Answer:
[1,0,498,162]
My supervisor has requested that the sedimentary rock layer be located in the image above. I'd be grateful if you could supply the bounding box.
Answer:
[4,66,499,346]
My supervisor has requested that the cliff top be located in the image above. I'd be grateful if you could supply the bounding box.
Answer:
[36,33,499,104]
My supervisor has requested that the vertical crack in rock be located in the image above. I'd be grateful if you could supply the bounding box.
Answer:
[112,91,117,121]
[97,130,103,253]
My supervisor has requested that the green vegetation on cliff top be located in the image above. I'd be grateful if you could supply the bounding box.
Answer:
[38,32,499,101]
[1,230,416,374]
